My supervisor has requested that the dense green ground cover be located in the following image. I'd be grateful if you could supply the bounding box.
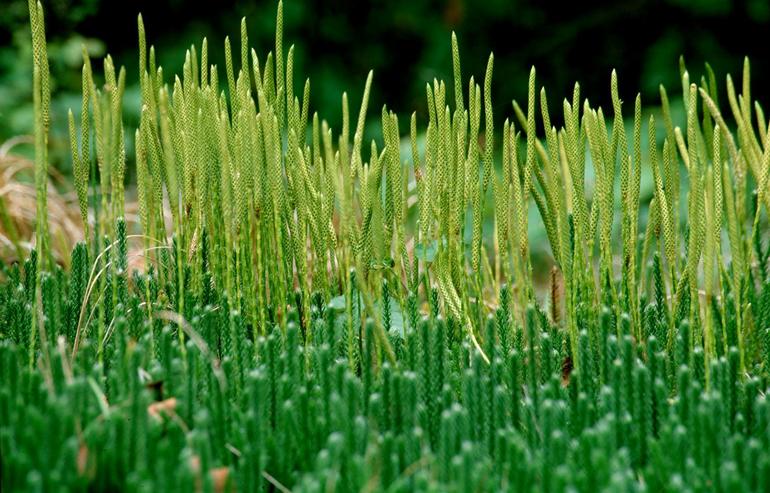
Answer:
[4,1,770,491]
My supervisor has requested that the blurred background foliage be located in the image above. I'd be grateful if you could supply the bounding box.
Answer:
[1,0,770,178]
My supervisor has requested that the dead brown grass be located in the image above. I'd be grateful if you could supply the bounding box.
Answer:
[0,136,84,266]
[0,137,150,269]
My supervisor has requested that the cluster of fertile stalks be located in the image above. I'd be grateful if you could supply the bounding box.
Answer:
[23,0,770,374]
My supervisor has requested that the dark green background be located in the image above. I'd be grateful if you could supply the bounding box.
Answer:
[2,0,769,171]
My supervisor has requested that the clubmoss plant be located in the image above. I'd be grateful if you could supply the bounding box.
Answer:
[4,0,770,491]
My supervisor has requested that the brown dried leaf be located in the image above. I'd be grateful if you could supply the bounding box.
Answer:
[561,355,573,387]
[211,467,233,493]
[147,397,177,419]
[77,443,88,476]
[189,456,235,493]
